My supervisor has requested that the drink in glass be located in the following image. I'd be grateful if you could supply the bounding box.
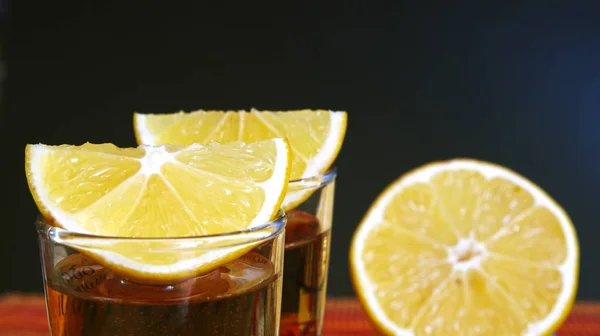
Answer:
[37,212,287,336]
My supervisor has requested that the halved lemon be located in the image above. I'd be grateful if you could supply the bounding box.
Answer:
[26,139,291,283]
[350,159,579,336]
[133,109,347,209]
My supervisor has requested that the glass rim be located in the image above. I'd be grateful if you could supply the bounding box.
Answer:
[288,167,337,189]
[35,209,287,244]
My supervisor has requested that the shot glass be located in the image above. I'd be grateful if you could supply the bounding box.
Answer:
[37,211,287,336]
[279,169,336,335]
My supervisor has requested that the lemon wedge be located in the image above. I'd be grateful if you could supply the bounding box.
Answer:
[26,139,291,283]
[133,109,347,209]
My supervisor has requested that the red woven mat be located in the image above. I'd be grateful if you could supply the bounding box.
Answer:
[0,294,598,335]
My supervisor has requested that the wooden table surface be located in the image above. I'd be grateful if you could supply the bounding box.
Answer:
[0,293,598,335]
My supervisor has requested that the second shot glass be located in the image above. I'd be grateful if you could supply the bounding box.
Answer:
[279,169,337,336]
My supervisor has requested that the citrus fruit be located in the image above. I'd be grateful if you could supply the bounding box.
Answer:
[26,139,291,283]
[133,109,347,209]
[350,159,579,336]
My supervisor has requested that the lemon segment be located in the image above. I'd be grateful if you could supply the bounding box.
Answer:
[134,109,347,209]
[350,159,579,336]
[26,139,291,282]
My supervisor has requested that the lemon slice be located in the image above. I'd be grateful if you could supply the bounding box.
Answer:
[133,109,347,209]
[350,159,579,336]
[26,139,290,283]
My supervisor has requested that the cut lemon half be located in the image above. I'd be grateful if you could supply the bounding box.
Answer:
[133,109,347,209]
[350,159,578,336]
[26,139,290,283]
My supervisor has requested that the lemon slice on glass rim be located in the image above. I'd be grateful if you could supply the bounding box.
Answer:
[350,159,579,336]
[26,139,291,283]
[133,109,347,209]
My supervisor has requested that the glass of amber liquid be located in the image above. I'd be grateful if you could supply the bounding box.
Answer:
[37,211,287,336]
[279,169,336,336]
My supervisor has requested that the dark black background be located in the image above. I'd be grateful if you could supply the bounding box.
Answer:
[2,1,599,299]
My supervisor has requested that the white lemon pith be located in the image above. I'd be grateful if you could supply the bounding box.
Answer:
[134,109,347,209]
[26,139,291,282]
[350,159,578,336]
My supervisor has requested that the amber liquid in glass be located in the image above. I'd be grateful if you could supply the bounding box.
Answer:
[44,252,280,336]
[279,210,331,336]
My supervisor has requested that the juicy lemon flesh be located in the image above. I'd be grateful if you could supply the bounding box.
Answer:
[360,169,570,336]
[30,141,286,238]
[136,109,345,180]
